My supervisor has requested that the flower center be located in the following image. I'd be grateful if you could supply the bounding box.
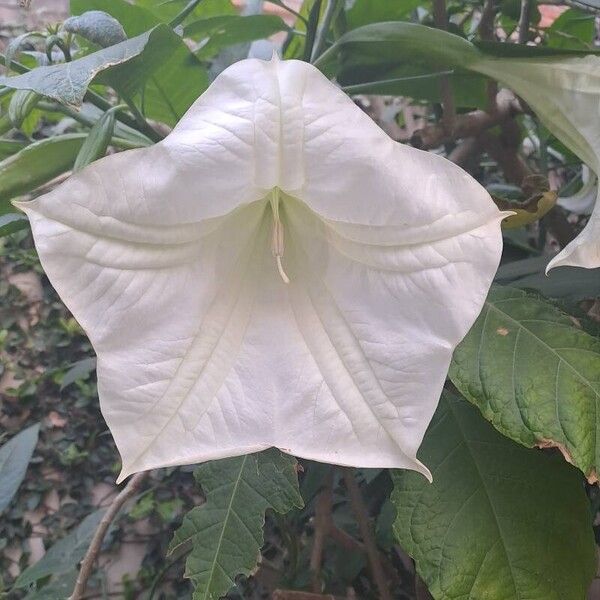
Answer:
[270,188,290,284]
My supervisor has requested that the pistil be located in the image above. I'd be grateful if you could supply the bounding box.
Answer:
[270,188,290,284]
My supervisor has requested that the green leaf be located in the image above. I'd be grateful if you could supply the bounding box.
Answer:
[392,393,596,600]
[63,10,127,47]
[73,107,116,171]
[71,1,209,125]
[169,449,303,600]
[135,0,236,23]
[0,139,27,159]
[0,423,40,513]
[71,0,160,36]
[184,15,289,58]
[15,508,106,587]
[24,570,78,600]
[0,134,86,205]
[450,285,600,482]
[345,0,421,29]
[8,89,41,128]
[495,256,600,301]
[315,21,487,107]
[0,24,197,112]
[546,8,595,50]
[60,357,97,390]
[0,212,29,237]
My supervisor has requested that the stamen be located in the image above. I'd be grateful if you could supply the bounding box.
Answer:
[276,255,290,284]
[270,188,290,284]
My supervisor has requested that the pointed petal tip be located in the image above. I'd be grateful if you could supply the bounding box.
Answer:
[11,198,32,214]
[414,459,433,483]
[116,467,132,485]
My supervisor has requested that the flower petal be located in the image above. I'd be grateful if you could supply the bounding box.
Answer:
[21,57,504,481]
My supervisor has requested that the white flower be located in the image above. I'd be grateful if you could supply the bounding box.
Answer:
[18,56,504,482]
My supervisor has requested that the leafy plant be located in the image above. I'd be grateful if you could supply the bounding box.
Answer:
[1,1,600,599]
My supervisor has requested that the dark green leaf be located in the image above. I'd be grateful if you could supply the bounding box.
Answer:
[0,423,40,513]
[169,449,303,600]
[496,256,600,300]
[15,509,106,587]
[0,134,86,205]
[450,285,600,482]
[185,15,289,58]
[63,10,127,47]
[345,0,421,29]
[24,570,78,600]
[393,393,596,600]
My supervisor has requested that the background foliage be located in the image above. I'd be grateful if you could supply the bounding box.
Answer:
[1,0,600,599]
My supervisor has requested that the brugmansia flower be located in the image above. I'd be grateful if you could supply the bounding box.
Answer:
[471,55,600,270]
[18,57,505,482]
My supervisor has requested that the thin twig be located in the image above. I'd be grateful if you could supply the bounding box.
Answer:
[310,0,340,63]
[69,472,148,600]
[342,469,392,600]
[310,468,333,593]
[517,0,532,44]
[432,0,456,135]
[478,0,499,112]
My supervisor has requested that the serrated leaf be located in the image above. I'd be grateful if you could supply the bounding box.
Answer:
[63,10,127,48]
[15,508,105,587]
[392,393,596,600]
[169,449,303,600]
[0,134,86,207]
[450,285,600,482]
[0,423,40,513]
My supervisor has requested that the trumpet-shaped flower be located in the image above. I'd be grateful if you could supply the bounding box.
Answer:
[19,57,504,482]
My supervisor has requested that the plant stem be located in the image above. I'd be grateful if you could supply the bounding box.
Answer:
[518,0,532,44]
[342,469,392,600]
[69,472,148,600]
[37,101,150,149]
[310,468,333,593]
[310,0,339,63]
[432,0,456,135]
[169,0,205,28]
[266,0,308,26]
[302,0,322,63]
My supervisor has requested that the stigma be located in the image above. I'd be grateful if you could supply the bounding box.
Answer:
[270,188,290,284]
